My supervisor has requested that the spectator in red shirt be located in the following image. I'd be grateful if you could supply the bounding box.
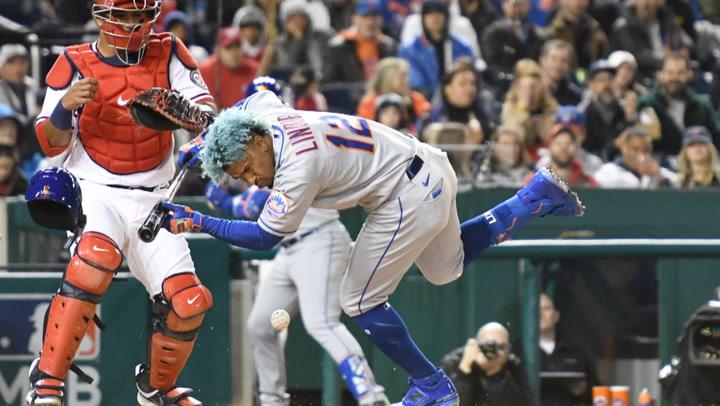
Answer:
[529,125,597,187]
[200,28,260,109]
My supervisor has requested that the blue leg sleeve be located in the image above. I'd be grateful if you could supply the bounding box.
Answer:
[353,303,437,380]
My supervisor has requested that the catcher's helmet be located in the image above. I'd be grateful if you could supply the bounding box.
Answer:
[92,0,162,65]
[246,76,282,98]
[25,167,85,232]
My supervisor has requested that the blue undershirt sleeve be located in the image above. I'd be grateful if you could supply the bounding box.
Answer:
[200,215,282,250]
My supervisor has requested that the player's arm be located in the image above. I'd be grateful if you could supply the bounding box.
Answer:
[169,35,217,114]
[160,201,282,250]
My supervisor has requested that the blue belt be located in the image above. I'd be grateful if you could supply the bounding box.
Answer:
[279,229,317,249]
[405,155,424,180]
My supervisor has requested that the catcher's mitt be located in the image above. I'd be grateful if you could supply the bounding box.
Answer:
[127,87,213,132]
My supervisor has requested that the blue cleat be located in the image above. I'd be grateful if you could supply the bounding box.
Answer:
[518,167,585,218]
[393,369,459,406]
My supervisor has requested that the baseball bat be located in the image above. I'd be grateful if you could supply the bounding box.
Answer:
[138,165,189,243]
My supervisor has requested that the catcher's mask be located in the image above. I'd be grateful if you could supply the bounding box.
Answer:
[92,0,161,65]
[25,167,86,233]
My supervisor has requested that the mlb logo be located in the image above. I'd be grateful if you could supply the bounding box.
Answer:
[0,294,100,361]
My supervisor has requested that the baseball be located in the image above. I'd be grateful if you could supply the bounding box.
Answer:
[271,309,291,330]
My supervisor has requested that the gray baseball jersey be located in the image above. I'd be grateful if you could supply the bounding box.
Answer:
[239,91,466,316]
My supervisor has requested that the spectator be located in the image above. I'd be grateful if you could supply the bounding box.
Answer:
[594,126,678,188]
[660,0,697,42]
[374,93,412,132]
[162,10,209,63]
[357,57,430,130]
[637,53,720,157]
[0,104,20,147]
[441,322,530,406]
[199,28,259,109]
[399,0,475,98]
[423,122,477,179]
[0,44,38,126]
[401,0,483,60]
[552,105,604,173]
[538,40,583,106]
[531,125,597,187]
[501,59,558,160]
[458,0,499,41]
[579,60,634,159]
[607,50,648,99]
[275,0,332,78]
[611,0,693,79]
[544,0,609,69]
[677,126,720,188]
[0,145,27,196]
[482,0,545,92]
[323,0,397,84]
[701,0,720,24]
[420,58,495,143]
[539,293,599,406]
[326,0,355,32]
[232,5,273,75]
[476,125,532,188]
[289,67,328,111]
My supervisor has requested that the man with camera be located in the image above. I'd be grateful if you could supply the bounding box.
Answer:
[441,322,530,405]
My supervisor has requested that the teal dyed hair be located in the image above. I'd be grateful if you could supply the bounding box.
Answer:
[199,108,271,183]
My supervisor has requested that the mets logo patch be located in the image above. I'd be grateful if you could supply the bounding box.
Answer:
[264,190,290,219]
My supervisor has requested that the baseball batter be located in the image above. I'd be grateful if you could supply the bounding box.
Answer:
[27,1,215,405]
[204,78,388,405]
[163,90,584,405]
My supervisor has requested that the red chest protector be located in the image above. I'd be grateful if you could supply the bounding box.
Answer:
[64,33,173,175]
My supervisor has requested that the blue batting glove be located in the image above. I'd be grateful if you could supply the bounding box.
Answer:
[161,201,205,234]
[204,181,232,212]
[176,129,207,168]
[233,185,271,220]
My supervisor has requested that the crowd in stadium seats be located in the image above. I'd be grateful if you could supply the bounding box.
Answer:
[1,0,720,197]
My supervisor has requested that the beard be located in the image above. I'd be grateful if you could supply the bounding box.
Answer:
[551,154,574,168]
[664,81,685,98]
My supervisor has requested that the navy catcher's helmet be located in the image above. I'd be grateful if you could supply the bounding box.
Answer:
[25,167,85,231]
[246,76,282,97]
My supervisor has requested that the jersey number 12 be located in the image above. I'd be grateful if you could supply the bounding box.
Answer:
[319,115,374,154]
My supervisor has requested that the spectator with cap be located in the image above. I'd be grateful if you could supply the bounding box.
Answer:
[199,27,259,109]
[398,0,476,98]
[482,0,545,93]
[594,126,678,188]
[419,58,496,143]
[529,125,597,187]
[275,0,333,78]
[163,10,209,63]
[637,52,720,157]
[374,93,413,133]
[357,57,430,133]
[539,40,583,107]
[501,58,558,161]
[544,0,609,70]
[611,0,693,79]
[552,105,604,173]
[579,60,635,160]
[440,322,530,406]
[607,50,648,100]
[0,144,27,196]
[676,126,720,188]
[323,0,397,84]
[476,125,532,188]
[0,44,38,128]
[232,5,273,74]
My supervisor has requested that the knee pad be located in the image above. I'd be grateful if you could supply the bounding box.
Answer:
[152,273,213,340]
[62,232,122,303]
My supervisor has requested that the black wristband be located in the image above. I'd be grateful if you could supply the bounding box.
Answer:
[50,101,73,131]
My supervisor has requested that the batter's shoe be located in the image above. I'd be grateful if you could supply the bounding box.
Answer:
[135,364,202,406]
[25,358,64,406]
[393,369,459,406]
[519,167,585,217]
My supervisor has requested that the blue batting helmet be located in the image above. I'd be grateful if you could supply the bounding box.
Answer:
[25,167,85,231]
[246,76,282,98]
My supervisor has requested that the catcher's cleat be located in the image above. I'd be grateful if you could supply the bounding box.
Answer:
[26,358,64,406]
[135,364,202,406]
[519,167,586,217]
[393,369,459,406]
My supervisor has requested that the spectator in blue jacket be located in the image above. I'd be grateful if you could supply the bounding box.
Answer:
[398,0,475,99]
